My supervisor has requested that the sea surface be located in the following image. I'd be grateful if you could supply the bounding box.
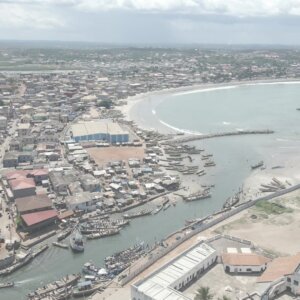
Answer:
[3,82,300,299]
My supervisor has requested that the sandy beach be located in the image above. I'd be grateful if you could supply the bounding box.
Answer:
[119,78,300,132]
[119,78,300,204]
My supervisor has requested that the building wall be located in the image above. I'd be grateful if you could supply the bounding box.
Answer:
[0,117,7,130]
[67,200,97,212]
[288,273,300,295]
[223,263,267,274]
[132,246,217,300]
[3,159,18,168]
[73,132,129,144]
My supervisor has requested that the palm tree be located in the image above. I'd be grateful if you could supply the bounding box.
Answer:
[219,296,231,300]
[194,286,214,300]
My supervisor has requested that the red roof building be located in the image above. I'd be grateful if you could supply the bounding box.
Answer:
[5,169,49,184]
[9,178,36,199]
[21,209,58,232]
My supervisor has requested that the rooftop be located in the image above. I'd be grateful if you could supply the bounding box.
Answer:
[135,243,216,300]
[21,209,58,227]
[9,178,36,191]
[15,194,52,213]
[222,253,271,266]
[71,121,128,137]
[258,253,300,283]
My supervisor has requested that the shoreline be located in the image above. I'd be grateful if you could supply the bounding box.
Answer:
[119,77,300,133]
[119,77,300,203]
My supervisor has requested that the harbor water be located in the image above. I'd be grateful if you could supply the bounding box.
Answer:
[3,82,300,299]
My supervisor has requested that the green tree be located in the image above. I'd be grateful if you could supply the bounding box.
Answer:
[218,296,231,300]
[194,287,214,300]
[97,99,113,109]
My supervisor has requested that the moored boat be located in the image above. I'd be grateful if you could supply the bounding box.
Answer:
[70,230,84,253]
[72,281,103,298]
[0,282,14,289]
[53,241,69,249]
[86,228,120,240]
[152,205,163,215]
[251,161,264,169]
[57,228,72,241]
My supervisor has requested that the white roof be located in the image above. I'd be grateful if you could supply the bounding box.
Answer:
[227,247,238,253]
[241,248,252,254]
[135,243,216,300]
[71,121,128,137]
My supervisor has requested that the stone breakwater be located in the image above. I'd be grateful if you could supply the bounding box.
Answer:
[164,129,275,144]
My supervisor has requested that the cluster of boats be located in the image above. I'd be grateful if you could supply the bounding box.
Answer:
[259,177,287,193]
[105,242,148,276]
[86,228,120,240]
[27,265,109,299]
[0,244,49,276]
[183,189,211,202]
[123,208,153,219]
[80,218,129,234]
[28,241,149,299]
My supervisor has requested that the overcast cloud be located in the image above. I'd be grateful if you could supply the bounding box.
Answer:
[1,0,300,44]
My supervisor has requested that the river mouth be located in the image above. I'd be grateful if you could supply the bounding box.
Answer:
[3,81,300,300]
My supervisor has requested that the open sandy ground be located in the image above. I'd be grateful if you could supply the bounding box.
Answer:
[211,190,300,256]
[86,146,145,167]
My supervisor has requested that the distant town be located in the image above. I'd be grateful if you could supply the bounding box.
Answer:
[0,46,300,300]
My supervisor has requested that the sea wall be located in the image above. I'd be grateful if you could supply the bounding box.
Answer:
[121,183,300,286]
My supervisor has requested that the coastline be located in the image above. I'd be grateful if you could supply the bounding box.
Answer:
[119,77,300,133]
[119,78,300,204]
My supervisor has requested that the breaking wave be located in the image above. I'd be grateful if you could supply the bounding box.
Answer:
[159,119,203,135]
[222,121,231,125]
[174,85,237,96]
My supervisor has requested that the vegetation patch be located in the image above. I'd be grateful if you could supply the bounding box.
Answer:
[255,201,293,215]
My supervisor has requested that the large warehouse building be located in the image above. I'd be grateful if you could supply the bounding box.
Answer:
[131,242,217,300]
[70,121,129,143]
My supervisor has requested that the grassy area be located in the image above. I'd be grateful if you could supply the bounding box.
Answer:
[255,200,293,215]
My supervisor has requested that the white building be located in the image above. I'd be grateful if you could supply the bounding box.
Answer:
[65,192,97,212]
[131,242,217,300]
[71,120,129,144]
[0,116,7,130]
[222,253,270,274]
[259,253,300,298]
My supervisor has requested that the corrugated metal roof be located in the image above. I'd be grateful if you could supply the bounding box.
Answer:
[135,243,216,300]
[71,121,128,137]
[21,209,58,226]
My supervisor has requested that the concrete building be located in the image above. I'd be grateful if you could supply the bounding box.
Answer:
[0,116,7,130]
[21,209,58,232]
[80,174,101,192]
[3,152,18,168]
[71,121,129,144]
[17,123,31,137]
[15,194,52,215]
[259,253,300,298]
[9,178,36,199]
[65,192,97,212]
[131,242,217,300]
[222,253,270,274]
[49,171,76,195]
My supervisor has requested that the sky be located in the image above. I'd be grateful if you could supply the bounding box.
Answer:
[1,0,300,45]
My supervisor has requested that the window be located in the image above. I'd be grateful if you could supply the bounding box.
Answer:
[294,280,299,286]
[287,278,291,283]
[246,268,252,272]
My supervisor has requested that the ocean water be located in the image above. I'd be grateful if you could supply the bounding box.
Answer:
[3,82,300,299]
